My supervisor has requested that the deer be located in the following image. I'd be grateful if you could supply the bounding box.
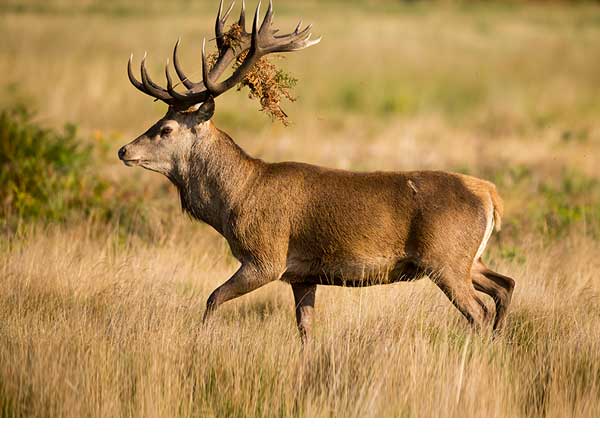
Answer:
[118,0,515,342]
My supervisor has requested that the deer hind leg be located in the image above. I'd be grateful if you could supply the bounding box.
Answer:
[291,283,317,344]
[471,259,515,332]
[431,269,492,330]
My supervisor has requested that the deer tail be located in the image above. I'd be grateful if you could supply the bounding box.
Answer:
[489,184,504,232]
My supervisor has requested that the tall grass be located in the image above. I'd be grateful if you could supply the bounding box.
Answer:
[0,222,599,417]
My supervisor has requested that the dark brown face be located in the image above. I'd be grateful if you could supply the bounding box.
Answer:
[117,104,213,176]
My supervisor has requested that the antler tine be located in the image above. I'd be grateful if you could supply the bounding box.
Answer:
[259,0,273,34]
[201,38,211,92]
[238,0,246,30]
[173,38,196,90]
[304,35,322,49]
[129,54,168,102]
[166,58,212,105]
[138,54,178,103]
[127,54,146,94]
[165,59,186,100]
[140,55,170,98]
[216,0,236,52]
[252,1,261,45]
[274,23,311,43]
[223,1,235,23]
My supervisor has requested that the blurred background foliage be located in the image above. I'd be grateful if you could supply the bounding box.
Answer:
[1,0,599,252]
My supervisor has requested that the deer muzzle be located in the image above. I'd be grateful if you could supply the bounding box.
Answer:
[118,145,142,166]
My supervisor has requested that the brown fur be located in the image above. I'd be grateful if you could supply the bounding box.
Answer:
[119,115,515,341]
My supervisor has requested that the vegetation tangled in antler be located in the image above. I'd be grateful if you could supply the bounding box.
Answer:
[128,0,318,124]
[221,23,298,125]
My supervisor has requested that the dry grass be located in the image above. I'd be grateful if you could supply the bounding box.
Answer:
[1,222,599,417]
[1,0,600,417]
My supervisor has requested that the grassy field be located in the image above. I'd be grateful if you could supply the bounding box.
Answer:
[1,0,600,417]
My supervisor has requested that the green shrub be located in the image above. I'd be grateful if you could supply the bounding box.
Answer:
[0,105,145,232]
[490,164,600,242]
[537,172,600,239]
[0,106,99,221]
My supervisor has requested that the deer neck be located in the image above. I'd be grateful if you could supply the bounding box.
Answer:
[168,121,261,234]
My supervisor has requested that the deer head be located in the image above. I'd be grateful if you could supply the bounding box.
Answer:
[118,0,320,177]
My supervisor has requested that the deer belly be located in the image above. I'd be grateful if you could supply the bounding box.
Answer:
[282,251,412,286]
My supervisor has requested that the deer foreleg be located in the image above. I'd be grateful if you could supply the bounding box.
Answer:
[203,263,278,323]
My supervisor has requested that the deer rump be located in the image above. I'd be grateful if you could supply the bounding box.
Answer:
[231,165,500,288]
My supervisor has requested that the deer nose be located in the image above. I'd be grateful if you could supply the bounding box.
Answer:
[118,146,127,160]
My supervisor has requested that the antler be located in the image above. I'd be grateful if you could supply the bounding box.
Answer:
[127,0,320,109]
[202,0,320,98]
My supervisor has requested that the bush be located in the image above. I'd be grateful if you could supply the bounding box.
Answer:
[0,105,106,222]
[537,172,600,239]
[489,164,600,243]
[0,105,149,234]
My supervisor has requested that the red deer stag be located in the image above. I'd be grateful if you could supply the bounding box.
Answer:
[119,0,515,341]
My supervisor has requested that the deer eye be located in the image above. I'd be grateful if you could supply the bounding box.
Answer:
[160,126,173,137]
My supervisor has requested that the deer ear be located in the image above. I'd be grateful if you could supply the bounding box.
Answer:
[196,97,215,121]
